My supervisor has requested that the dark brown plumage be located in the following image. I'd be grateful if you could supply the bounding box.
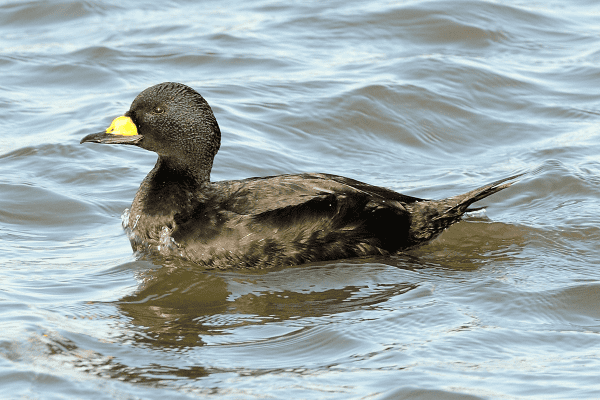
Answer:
[81,82,519,269]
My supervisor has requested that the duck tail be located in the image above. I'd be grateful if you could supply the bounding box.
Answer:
[405,173,522,245]
[435,173,523,221]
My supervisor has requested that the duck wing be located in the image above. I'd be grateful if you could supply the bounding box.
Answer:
[214,173,423,217]
[171,173,418,266]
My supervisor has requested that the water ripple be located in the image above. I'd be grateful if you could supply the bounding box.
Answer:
[2,0,600,398]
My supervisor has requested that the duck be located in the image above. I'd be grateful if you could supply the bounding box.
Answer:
[81,82,519,270]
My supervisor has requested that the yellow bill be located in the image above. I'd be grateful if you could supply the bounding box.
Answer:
[80,115,142,145]
[106,116,138,136]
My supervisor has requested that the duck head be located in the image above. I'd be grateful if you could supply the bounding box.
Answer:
[81,82,221,183]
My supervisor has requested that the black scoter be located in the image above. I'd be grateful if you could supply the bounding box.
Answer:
[81,82,519,269]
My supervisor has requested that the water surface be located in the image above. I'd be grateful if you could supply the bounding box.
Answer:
[1,0,600,398]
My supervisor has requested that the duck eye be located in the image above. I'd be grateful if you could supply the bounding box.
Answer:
[153,106,165,114]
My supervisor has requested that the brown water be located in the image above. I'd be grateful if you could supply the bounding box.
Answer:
[1,0,600,398]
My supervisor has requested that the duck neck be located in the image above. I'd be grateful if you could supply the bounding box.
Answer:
[155,155,212,188]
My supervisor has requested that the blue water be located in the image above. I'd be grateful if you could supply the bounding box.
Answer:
[1,0,600,398]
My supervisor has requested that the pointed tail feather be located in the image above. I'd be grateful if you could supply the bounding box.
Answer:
[404,173,522,246]
[433,173,523,221]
